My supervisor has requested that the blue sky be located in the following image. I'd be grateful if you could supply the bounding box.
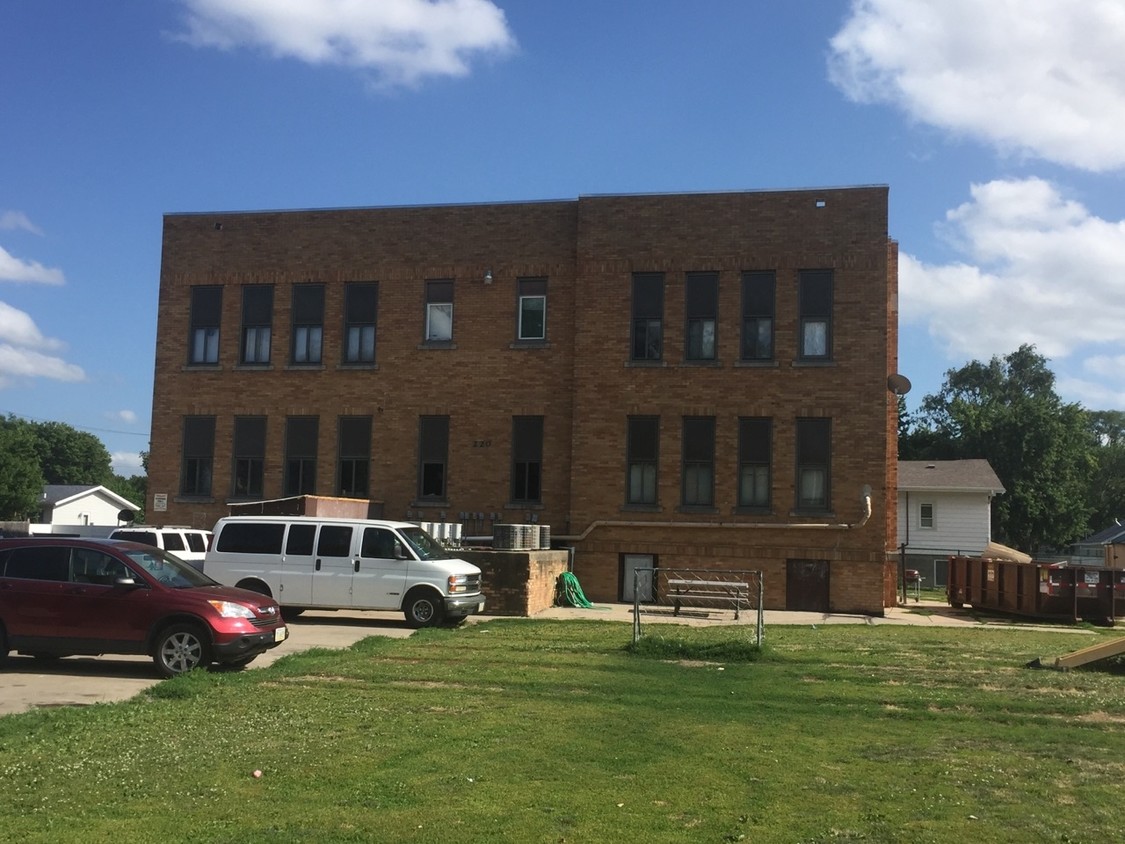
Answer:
[3,0,1125,475]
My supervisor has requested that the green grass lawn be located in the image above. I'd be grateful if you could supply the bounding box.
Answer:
[2,619,1123,843]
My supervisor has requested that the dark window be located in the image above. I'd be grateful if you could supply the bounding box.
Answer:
[338,416,372,498]
[511,416,543,503]
[112,530,158,547]
[185,533,208,552]
[626,416,659,505]
[189,286,222,365]
[799,270,833,360]
[681,416,715,507]
[361,527,398,559]
[685,272,718,361]
[2,545,70,581]
[425,280,454,342]
[631,273,664,361]
[284,416,318,496]
[240,285,273,364]
[418,415,449,500]
[181,416,215,496]
[291,284,325,365]
[344,282,378,364]
[216,522,285,554]
[738,417,772,508]
[796,418,831,510]
[232,416,266,498]
[517,277,547,341]
[741,271,775,361]
[161,532,186,552]
[286,523,316,555]
[317,526,353,557]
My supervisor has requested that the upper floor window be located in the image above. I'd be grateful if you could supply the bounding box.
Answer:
[181,416,215,497]
[338,415,372,498]
[799,270,833,360]
[626,416,659,506]
[344,282,378,364]
[796,417,831,511]
[681,416,715,508]
[685,272,718,361]
[284,416,318,496]
[232,416,266,499]
[425,280,454,343]
[188,286,222,365]
[517,277,547,341]
[240,285,273,365]
[631,273,664,361]
[920,502,935,528]
[291,284,324,365]
[418,415,450,501]
[511,416,544,503]
[738,417,771,509]
[741,271,775,361]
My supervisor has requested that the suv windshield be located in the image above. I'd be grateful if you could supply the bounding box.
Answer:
[398,526,451,561]
[123,548,217,588]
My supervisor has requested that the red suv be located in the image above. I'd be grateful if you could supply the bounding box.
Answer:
[0,537,288,677]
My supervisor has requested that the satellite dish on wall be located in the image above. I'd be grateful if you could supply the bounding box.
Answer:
[117,509,136,523]
[887,373,912,396]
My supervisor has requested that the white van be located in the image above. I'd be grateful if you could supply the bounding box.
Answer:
[204,516,484,627]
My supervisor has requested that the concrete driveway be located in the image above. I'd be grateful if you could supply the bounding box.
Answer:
[0,609,414,717]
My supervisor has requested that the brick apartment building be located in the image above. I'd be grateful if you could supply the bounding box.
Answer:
[147,187,900,613]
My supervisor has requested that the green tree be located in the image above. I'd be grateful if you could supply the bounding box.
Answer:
[107,472,147,523]
[908,345,1096,553]
[30,420,113,486]
[0,416,46,520]
[1086,410,1125,531]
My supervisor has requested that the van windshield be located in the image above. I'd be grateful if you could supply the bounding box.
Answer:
[398,526,451,561]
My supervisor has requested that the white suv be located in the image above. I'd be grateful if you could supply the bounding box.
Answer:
[108,526,212,570]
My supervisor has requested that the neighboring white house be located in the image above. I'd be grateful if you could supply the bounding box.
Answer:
[897,460,1005,586]
[34,484,140,534]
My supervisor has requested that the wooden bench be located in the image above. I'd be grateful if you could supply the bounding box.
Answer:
[666,578,751,619]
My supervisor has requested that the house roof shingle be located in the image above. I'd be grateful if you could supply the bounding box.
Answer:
[897,459,1005,494]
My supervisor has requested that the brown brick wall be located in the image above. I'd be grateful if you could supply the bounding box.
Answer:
[148,188,898,612]
[461,549,569,616]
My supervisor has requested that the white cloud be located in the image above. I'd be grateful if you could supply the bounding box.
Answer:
[829,0,1125,171]
[0,211,44,236]
[111,451,145,476]
[0,301,85,388]
[0,245,65,285]
[111,409,139,425]
[901,177,1125,407]
[174,0,516,87]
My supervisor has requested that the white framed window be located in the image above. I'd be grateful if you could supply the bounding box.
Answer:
[518,277,547,340]
[920,502,935,528]
[425,280,453,342]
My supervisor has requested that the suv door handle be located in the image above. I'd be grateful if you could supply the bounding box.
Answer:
[353,559,360,573]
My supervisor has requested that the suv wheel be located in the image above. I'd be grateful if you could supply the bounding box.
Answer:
[154,623,211,677]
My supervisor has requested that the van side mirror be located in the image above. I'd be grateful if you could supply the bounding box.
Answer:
[394,542,410,561]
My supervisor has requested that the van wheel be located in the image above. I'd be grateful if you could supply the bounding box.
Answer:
[281,607,305,619]
[154,623,211,677]
[237,580,272,598]
[404,592,444,628]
